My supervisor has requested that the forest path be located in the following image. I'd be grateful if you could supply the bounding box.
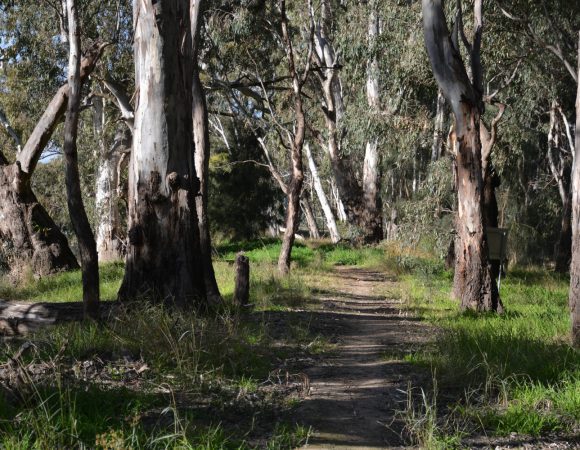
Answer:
[293,266,433,449]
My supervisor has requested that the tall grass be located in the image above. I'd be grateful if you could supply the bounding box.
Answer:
[399,260,580,438]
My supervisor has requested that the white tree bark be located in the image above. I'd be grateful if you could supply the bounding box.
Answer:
[306,143,340,243]
[568,32,580,347]
[362,0,383,241]
[432,90,446,161]
[95,126,130,261]
[120,0,206,304]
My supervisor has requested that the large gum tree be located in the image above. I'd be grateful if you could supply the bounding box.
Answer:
[422,0,501,312]
[119,0,206,305]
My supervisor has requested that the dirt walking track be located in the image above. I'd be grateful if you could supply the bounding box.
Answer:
[292,266,432,449]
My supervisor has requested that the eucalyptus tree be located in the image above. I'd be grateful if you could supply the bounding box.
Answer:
[310,0,383,243]
[422,0,501,312]
[119,0,213,306]
[0,40,106,276]
[0,0,128,275]
[63,0,99,318]
[569,36,580,347]
[276,0,310,274]
[496,0,579,272]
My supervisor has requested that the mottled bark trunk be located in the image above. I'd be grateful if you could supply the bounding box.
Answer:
[95,126,130,261]
[315,0,368,238]
[63,0,99,319]
[432,90,447,161]
[568,33,580,347]
[277,0,306,275]
[306,143,340,243]
[119,0,205,305]
[0,161,79,275]
[301,197,320,239]
[423,0,501,312]
[452,105,500,312]
[191,0,222,306]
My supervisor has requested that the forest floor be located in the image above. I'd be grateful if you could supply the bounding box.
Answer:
[0,241,578,448]
[290,266,432,449]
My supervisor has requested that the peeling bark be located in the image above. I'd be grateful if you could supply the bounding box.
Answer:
[422,0,501,312]
[119,0,205,305]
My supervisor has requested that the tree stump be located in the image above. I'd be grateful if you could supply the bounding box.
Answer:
[233,252,250,307]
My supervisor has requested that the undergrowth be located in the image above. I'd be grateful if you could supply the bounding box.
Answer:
[397,257,579,444]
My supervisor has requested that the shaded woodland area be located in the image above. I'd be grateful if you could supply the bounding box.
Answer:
[0,0,578,448]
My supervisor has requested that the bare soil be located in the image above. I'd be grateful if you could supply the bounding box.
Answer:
[290,266,434,449]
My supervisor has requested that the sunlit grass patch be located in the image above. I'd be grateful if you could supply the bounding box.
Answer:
[0,261,124,302]
[398,257,580,438]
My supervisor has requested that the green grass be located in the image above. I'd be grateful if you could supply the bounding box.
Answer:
[398,260,580,439]
[0,381,310,448]
[0,239,349,448]
[0,262,124,302]
[3,240,576,444]
[215,239,387,271]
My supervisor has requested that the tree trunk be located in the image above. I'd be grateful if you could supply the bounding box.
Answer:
[119,0,205,305]
[0,160,79,276]
[277,0,306,275]
[306,143,340,243]
[568,32,580,347]
[95,126,130,262]
[233,252,250,307]
[191,0,222,306]
[314,0,370,239]
[361,1,383,243]
[331,179,348,223]
[63,0,99,319]
[423,0,501,312]
[452,105,499,312]
[548,101,573,273]
[0,43,105,277]
[432,90,447,161]
[301,197,320,239]
[480,103,505,280]
[362,140,383,242]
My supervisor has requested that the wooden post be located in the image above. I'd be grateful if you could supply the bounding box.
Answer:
[234,252,250,307]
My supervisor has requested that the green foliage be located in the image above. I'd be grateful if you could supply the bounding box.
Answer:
[209,127,283,241]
